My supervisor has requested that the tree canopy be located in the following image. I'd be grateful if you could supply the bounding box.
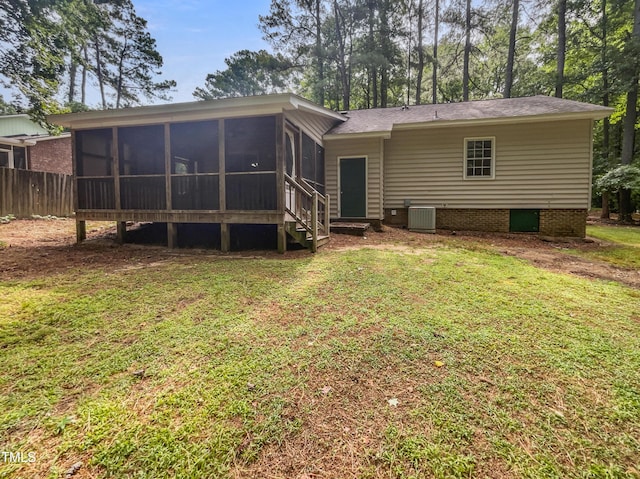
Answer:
[2,0,638,216]
[193,50,293,100]
[196,0,640,218]
[0,0,175,121]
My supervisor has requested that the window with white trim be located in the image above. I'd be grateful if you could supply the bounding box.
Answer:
[464,137,495,179]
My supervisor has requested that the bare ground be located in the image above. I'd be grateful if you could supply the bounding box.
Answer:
[0,217,638,288]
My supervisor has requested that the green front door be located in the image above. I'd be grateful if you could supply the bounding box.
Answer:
[340,157,367,218]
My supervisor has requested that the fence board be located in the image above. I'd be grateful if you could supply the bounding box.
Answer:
[0,167,73,217]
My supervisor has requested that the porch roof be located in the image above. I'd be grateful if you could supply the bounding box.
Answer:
[325,95,613,139]
[48,94,346,130]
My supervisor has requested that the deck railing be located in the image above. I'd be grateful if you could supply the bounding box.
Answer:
[284,173,330,252]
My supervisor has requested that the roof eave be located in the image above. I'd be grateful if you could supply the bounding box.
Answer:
[323,131,392,140]
[289,95,347,122]
[392,110,613,131]
[29,132,71,142]
[0,136,37,146]
[47,94,344,129]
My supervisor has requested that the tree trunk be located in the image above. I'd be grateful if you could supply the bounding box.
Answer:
[619,0,640,222]
[380,0,390,108]
[81,46,88,105]
[601,191,611,218]
[94,38,107,109]
[68,60,77,104]
[315,0,324,106]
[432,0,439,104]
[504,0,519,98]
[601,0,611,219]
[555,0,567,98]
[415,0,424,104]
[463,0,471,101]
[333,0,350,110]
[115,42,127,109]
[369,1,378,108]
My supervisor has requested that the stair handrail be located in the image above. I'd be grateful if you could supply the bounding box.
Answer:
[284,174,330,252]
[297,177,329,235]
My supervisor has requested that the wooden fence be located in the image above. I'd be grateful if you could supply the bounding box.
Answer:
[0,167,73,218]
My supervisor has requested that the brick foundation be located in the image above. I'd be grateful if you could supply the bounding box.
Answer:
[539,209,587,237]
[382,208,409,227]
[435,209,510,233]
[383,208,588,237]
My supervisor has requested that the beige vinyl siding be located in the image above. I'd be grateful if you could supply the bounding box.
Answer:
[384,119,593,209]
[325,137,383,219]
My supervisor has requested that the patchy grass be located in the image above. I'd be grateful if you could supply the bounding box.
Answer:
[0,214,16,224]
[579,225,640,268]
[587,224,640,246]
[1,243,639,478]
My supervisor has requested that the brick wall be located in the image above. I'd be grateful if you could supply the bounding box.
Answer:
[539,209,587,237]
[435,208,510,232]
[383,208,409,226]
[28,136,72,175]
[383,207,588,237]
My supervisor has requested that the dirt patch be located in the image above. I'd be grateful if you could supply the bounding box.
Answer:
[0,217,638,288]
[499,247,640,288]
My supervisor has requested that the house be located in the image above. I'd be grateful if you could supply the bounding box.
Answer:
[0,114,72,175]
[324,95,612,237]
[48,94,611,251]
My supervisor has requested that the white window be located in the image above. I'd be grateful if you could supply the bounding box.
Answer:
[0,148,13,169]
[464,137,495,179]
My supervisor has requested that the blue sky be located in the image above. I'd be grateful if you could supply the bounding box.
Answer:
[135,0,273,103]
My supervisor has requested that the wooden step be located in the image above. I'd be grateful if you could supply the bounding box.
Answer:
[329,222,370,237]
[316,235,330,247]
[284,221,330,251]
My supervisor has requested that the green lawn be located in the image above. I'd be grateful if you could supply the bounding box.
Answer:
[1,241,639,478]
[579,225,640,268]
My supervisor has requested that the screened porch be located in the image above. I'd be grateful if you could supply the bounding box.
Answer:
[73,113,329,252]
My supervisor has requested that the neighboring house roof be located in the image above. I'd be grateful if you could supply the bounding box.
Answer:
[48,93,347,129]
[0,114,49,137]
[326,95,613,139]
[0,133,71,147]
[0,114,64,147]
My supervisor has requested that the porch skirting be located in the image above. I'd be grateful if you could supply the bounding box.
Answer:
[383,208,588,237]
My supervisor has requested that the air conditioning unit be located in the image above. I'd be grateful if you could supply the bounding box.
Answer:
[408,206,436,233]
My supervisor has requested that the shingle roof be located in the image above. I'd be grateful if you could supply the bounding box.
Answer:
[327,95,612,136]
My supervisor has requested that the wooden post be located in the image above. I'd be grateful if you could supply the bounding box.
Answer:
[277,224,286,254]
[76,220,86,243]
[71,131,79,213]
[325,193,331,235]
[164,123,172,211]
[113,127,121,210]
[164,124,176,250]
[311,191,318,253]
[276,114,286,254]
[117,221,127,244]
[219,120,229,252]
[220,223,230,252]
[167,222,177,249]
